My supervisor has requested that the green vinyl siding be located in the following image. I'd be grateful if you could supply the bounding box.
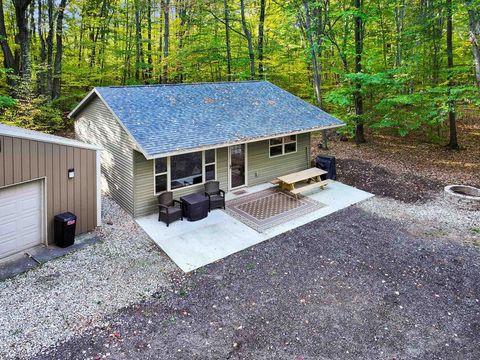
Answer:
[247,132,311,187]
[131,133,311,217]
[74,97,135,215]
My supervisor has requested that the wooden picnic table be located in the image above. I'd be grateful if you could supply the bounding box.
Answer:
[276,167,327,194]
[272,168,331,198]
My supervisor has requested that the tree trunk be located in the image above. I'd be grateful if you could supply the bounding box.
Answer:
[303,0,322,108]
[14,0,34,83]
[446,0,458,149]
[146,0,153,79]
[394,0,405,67]
[240,0,255,79]
[52,0,67,99]
[162,0,169,83]
[0,0,19,91]
[46,0,54,97]
[134,0,142,81]
[36,0,47,95]
[353,0,365,144]
[468,0,480,90]
[223,0,232,81]
[257,0,266,79]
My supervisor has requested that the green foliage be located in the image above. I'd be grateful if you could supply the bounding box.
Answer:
[0,92,64,133]
[0,0,477,140]
[0,95,16,110]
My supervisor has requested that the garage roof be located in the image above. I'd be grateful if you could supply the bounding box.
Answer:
[0,123,102,150]
[70,81,344,158]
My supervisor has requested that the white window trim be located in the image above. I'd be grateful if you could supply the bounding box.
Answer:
[153,149,217,195]
[269,135,297,158]
[228,144,248,190]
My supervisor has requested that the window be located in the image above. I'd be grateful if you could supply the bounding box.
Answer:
[155,157,168,193]
[269,135,297,157]
[204,149,216,181]
[154,150,217,194]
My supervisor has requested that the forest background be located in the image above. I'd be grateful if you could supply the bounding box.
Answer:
[0,0,479,148]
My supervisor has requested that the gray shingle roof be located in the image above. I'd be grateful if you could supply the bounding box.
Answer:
[91,81,344,157]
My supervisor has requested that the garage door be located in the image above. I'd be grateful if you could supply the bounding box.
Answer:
[0,180,44,259]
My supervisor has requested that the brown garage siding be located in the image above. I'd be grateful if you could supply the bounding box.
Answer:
[0,135,97,243]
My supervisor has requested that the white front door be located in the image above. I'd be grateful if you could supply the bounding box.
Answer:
[229,144,247,190]
[0,180,44,259]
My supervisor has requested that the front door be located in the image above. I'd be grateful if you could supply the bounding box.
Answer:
[229,144,247,189]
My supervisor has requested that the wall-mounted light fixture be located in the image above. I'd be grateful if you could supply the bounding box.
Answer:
[68,168,75,179]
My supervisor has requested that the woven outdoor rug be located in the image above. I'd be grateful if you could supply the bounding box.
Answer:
[224,188,325,233]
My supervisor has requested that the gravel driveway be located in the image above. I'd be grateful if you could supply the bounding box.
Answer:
[0,197,177,359]
[32,206,480,360]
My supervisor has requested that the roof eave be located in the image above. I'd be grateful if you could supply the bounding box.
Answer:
[68,88,98,118]
[69,88,151,160]
[143,123,345,160]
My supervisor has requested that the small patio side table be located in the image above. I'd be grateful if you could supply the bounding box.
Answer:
[180,193,209,221]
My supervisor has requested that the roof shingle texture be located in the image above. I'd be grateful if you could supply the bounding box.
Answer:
[95,81,344,157]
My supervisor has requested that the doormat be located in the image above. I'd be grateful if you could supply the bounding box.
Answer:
[224,188,325,233]
[232,190,248,195]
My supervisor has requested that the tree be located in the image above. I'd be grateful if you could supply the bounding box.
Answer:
[468,0,480,90]
[13,0,34,83]
[240,0,255,79]
[446,0,458,149]
[353,0,365,144]
[0,0,19,90]
[257,0,266,78]
[52,0,67,99]
[162,0,169,83]
[223,0,232,81]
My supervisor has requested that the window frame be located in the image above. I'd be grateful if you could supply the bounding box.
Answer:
[269,134,297,158]
[153,149,217,195]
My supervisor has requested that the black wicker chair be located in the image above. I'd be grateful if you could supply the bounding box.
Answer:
[204,181,226,211]
[157,191,183,227]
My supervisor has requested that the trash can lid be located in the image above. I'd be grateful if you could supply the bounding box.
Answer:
[54,212,77,222]
[316,155,336,160]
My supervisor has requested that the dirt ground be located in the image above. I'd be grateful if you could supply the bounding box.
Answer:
[312,111,480,201]
[32,207,480,360]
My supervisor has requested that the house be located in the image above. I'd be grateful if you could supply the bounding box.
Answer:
[0,123,101,260]
[70,81,344,218]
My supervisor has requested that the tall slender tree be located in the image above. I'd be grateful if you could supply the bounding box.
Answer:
[162,0,169,83]
[13,0,34,82]
[446,0,458,149]
[0,0,19,90]
[467,0,480,90]
[240,0,255,79]
[52,0,67,99]
[223,0,232,81]
[257,0,266,79]
[353,0,365,144]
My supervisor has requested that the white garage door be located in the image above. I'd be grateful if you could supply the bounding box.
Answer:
[0,180,44,259]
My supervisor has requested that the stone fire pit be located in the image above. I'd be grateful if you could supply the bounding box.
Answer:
[444,185,480,211]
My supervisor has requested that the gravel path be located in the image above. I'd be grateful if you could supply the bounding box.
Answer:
[31,207,480,360]
[0,197,177,359]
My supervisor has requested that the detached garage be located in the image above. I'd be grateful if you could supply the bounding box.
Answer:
[0,124,101,260]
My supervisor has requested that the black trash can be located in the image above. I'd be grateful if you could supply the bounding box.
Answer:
[315,155,337,180]
[54,212,77,248]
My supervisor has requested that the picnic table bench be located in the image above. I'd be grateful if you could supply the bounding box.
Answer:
[273,168,330,198]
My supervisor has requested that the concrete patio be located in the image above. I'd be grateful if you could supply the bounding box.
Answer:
[136,181,373,272]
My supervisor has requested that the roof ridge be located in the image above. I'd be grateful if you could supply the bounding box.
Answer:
[99,80,266,89]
